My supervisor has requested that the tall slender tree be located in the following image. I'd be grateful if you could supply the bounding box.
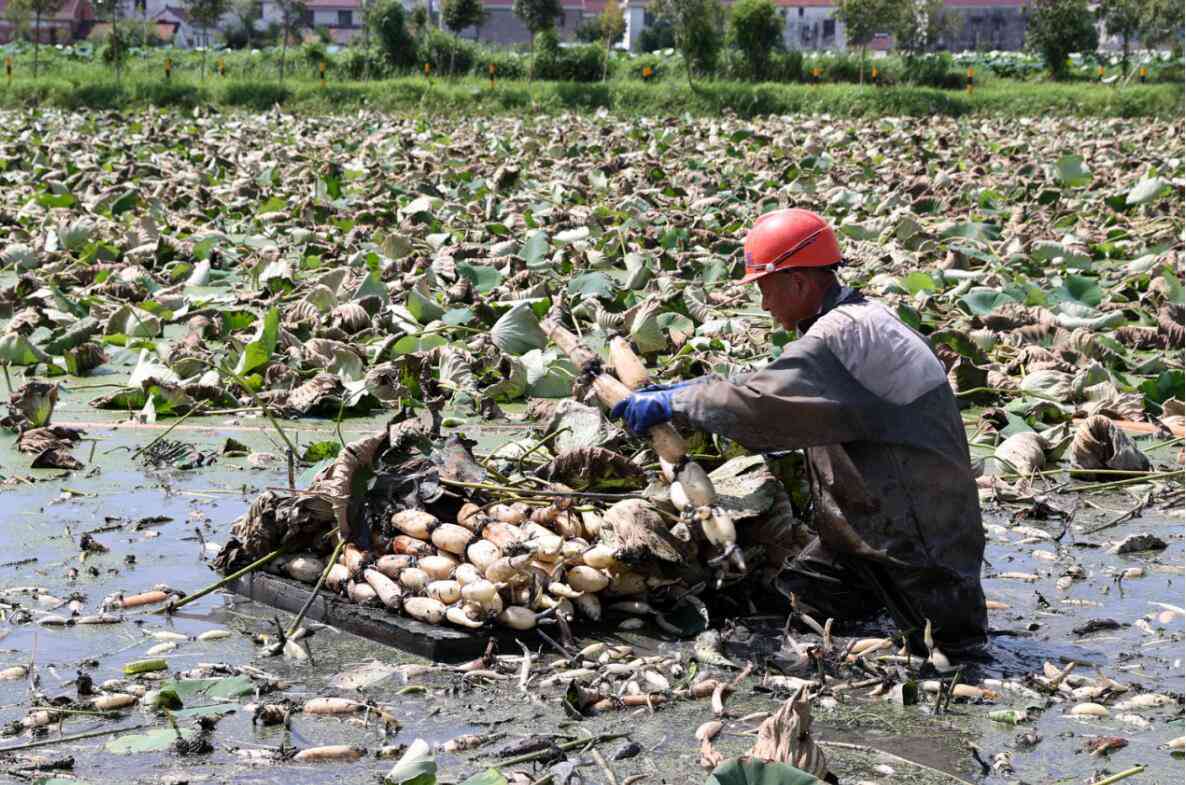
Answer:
[651,0,725,88]
[274,0,310,80]
[442,0,483,74]
[834,0,903,82]
[599,0,625,81]
[92,0,127,80]
[893,0,950,60]
[186,0,229,78]
[17,0,68,78]
[512,0,562,81]
[1025,0,1098,78]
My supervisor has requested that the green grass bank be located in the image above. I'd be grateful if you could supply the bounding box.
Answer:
[1,75,1180,118]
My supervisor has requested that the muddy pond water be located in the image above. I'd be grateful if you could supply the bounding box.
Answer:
[0,386,1182,785]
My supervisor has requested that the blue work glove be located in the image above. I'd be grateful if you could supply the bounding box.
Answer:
[610,388,675,436]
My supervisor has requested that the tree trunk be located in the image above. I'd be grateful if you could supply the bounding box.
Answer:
[1121,35,1129,77]
[860,45,866,84]
[528,35,535,83]
[34,10,41,78]
[281,17,288,81]
[603,38,609,82]
[202,29,208,79]
[112,9,121,83]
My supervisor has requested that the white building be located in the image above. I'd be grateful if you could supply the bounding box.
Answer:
[780,0,845,51]
[623,0,847,53]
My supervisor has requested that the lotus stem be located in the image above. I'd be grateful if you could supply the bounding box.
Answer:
[162,546,288,614]
[0,722,149,754]
[1090,765,1147,785]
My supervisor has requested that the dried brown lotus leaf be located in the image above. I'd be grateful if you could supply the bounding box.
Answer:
[980,303,1047,332]
[1070,415,1152,478]
[1158,304,1184,347]
[536,447,646,490]
[1112,326,1163,350]
[994,432,1048,476]
[5,381,58,430]
[748,686,828,779]
[1005,322,1059,347]
[331,303,371,334]
[319,430,388,542]
[603,498,696,570]
[286,373,342,415]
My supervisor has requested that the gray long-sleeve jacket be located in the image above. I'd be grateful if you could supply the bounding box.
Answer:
[671,289,988,650]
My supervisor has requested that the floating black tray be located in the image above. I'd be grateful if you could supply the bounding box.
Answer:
[229,571,509,663]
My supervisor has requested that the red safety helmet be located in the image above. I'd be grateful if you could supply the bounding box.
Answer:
[740,208,842,284]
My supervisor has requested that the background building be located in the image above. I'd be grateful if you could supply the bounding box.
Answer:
[0,0,95,44]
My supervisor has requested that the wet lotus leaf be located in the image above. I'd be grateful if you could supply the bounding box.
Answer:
[521,230,551,268]
[384,738,437,785]
[1054,154,1092,188]
[302,440,342,462]
[491,303,548,356]
[234,307,280,375]
[106,305,162,339]
[0,333,51,366]
[458,769,507,785]
[163,675,256,700]
[705,758,819,785]
[1127,177,1169,206]
[566,271,616,300]
[42,317,100,355]
[129,350,181,387]
[106,725,199,754]
[457,262,504,294]
[407,278,446,324]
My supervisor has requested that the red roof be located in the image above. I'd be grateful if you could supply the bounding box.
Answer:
[0,0,93,22]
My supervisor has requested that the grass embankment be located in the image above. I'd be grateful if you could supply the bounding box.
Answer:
[1,75,1180,118]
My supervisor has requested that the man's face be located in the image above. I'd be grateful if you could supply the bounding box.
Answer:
[757,271,813,331]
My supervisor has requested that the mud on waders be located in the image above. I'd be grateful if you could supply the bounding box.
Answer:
[742,208,931,656]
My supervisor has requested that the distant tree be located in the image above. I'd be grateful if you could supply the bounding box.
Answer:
[834,0,903,81]
[893,0,952,60]
[1138,0,1184,52]
[1096,0,1142,74]
[599,0,625,79]
[728,0,783,81]
[638,19,675,51]
[3,0,32,50]
[442,0,483,72]
[512,0,562,80]
[11,0,65,77]
[185,0,229,78]
[1025,0,1098,78]
[370,0,416,67]
[651,0,726,87]
[274,0,309,80]
[227,0,262,47]
[408,2,429,37]
[92,0,127,79]
[574,16,600,42]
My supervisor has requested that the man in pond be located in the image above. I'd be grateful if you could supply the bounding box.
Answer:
[609,208,988,657]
